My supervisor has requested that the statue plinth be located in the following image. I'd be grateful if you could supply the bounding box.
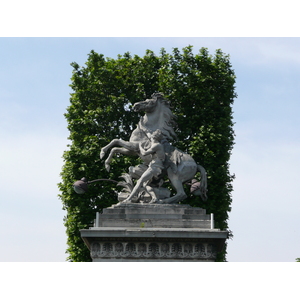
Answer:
[80,204,228,262]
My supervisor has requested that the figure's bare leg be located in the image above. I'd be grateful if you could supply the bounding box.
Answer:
[123,169,153,203]
[104,147,137,172]
[129,164,148,179]
[145,185,159,203]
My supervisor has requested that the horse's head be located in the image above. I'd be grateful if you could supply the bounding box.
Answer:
[134,92,177,141]
[133,92,164,113]
[133,98,158,113]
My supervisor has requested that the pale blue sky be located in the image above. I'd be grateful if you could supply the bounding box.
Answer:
[1,37,299,263]
[1,2,300,298]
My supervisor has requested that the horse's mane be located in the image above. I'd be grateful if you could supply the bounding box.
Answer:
[158,98,177,141]
[139,93,177,141]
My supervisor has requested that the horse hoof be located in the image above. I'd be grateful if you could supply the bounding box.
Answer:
[123,198,133,204]
[100,150,106,159]
[105,163,110,172]
[149,199,158,204]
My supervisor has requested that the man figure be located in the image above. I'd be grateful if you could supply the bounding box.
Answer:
[123,129,165,203]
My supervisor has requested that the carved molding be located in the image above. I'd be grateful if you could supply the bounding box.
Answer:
[90,241,217,260]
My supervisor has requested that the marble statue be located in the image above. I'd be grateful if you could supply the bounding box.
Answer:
[123,129,165,204]
[100,92,207,204]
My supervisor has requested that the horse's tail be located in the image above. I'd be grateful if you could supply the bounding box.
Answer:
[191,165,208,201]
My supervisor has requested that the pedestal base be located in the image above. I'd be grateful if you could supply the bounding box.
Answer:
[80,204,228,262]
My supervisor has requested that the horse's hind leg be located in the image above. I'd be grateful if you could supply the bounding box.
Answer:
[160,171,187,204]
[160,188,187,204]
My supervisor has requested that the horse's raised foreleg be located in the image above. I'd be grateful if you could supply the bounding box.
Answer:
[104,147,137,172]
[100,139,121,159]
[100,139,138,159]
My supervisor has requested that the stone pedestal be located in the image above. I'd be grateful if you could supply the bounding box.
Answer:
[80,204,228,262]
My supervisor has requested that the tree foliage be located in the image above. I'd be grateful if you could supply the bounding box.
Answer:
[58,46,236,262]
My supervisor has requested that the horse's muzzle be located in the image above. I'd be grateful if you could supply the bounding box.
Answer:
[133,102,143,111]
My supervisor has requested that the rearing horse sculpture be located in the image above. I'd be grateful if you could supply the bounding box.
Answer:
[100,93,207,204]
